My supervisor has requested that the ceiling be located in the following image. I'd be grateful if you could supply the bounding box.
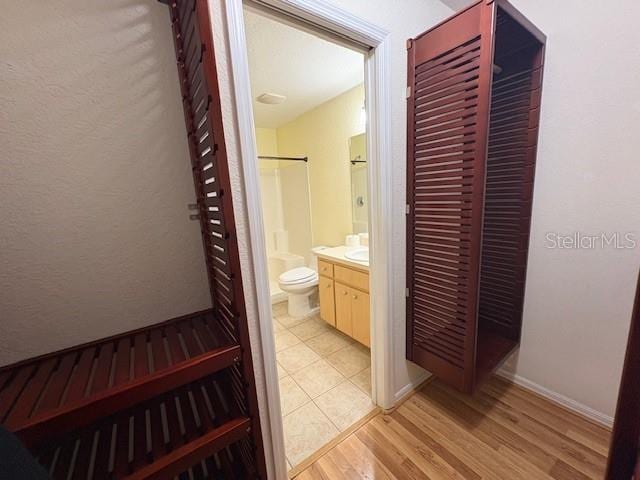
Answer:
[438,0,474,10]
[244,7,364,128]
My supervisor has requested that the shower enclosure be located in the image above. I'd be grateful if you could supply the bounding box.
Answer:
[258,157,313,302]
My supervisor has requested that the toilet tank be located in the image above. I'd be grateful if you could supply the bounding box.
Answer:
[269,252,305,280]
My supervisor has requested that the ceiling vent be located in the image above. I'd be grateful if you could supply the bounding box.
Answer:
[257,93,287,105]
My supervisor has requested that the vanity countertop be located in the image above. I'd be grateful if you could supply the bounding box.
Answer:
[315,246,369,271]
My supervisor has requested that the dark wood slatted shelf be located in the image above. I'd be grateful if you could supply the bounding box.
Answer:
[173,436,256,480]
[31,367,255,480]
[0,309,240,448]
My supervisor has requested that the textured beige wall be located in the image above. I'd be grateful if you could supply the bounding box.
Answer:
[277,84,364,247]
[0,1,212,365]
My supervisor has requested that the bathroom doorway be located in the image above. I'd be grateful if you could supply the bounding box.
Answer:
[242,4,376,472]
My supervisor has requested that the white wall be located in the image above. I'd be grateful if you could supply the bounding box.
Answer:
[488,0,640,421]
[0,1,212,365]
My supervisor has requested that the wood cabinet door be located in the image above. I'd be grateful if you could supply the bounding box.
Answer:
[351,290,370,347]
[334,282,352,336]
[319,276,336,326]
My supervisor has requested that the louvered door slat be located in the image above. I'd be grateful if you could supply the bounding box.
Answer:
[167,1,266,476]
[478,49,543,343]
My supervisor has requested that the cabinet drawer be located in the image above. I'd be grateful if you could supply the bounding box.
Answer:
[334,265,369,292]
[318,259,334,278]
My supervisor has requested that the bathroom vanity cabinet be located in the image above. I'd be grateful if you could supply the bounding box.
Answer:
[318,258,370,347]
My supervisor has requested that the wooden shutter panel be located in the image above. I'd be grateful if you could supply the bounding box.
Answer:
[406,2,493,393]
[406,0,545,393]
[167,0,267,476]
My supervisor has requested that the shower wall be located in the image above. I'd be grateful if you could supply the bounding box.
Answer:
[256,128,313,302]
[279,163,313,265]
[258,162,312,263]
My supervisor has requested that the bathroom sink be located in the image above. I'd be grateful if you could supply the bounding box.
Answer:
[344,247,369,263]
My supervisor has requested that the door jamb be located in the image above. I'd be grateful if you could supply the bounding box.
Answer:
[224,1,392,478]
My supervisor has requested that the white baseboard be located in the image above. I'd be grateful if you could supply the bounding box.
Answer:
[394,371,432,404]
[496,369,614,428]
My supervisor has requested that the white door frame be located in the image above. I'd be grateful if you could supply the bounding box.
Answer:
[224,1,392,477]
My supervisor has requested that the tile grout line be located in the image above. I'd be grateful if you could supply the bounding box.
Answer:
[279,351,371,420]
[276,329,357,360]
[311,397,343,433]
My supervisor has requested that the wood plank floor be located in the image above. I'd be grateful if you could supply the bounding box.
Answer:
[295,376,611,479]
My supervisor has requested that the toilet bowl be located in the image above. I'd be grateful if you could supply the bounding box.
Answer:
[278,247,327,318]
[278,267,318,318]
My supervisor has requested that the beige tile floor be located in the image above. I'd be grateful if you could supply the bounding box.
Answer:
[271,301,375,469]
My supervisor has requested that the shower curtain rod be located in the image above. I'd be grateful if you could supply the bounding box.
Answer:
[258,155,308,162]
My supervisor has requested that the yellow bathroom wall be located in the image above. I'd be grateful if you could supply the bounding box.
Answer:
[255,127,280,170]
[277,84,365,247]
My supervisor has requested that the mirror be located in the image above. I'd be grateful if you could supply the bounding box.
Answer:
[349,133,368,234]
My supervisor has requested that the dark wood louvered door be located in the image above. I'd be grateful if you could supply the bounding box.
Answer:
[406,0,545,393]
[166,0,267,476]
[406,1,495,393]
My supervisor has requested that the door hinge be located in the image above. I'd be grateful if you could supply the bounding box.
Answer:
[406,86,412,99]
[405,204,411,214]
[406,39,413,50]
[405,288,410,297]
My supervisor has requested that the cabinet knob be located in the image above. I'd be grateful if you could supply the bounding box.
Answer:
[326,284,331,288]
[353,295,358,299]
[343,291,348,295]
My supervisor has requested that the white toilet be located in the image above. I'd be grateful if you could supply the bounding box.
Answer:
[278,246,327,318]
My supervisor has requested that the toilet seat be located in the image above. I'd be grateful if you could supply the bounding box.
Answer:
[278,267,318,286]
[277,252,324,319]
